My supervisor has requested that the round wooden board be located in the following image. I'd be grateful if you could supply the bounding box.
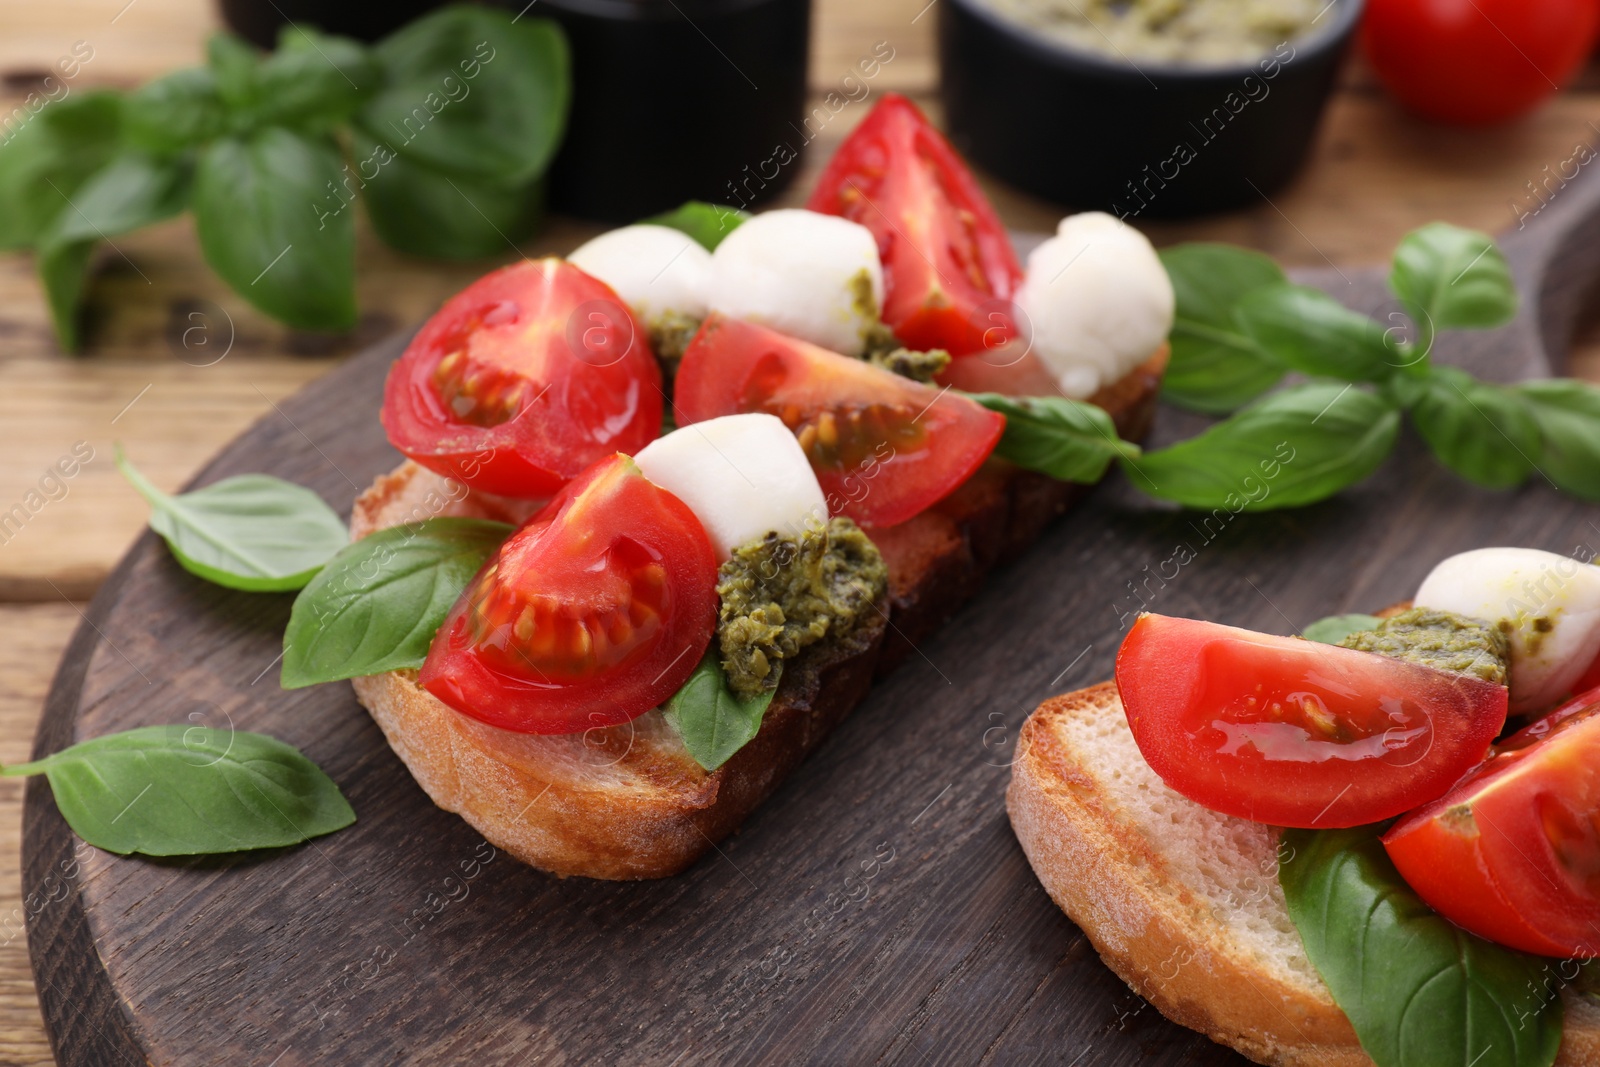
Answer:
[23,187,1600,1065]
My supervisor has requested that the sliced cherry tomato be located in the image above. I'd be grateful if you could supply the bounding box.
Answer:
[673,314,1004,528]
[1115,614,1508,828]
[1384,686,1600,957]
[805,93,1022,357]
[382,258,662,499]
[420,454,716,734]
[936,344,1068,398]
[1363,0,1599,125]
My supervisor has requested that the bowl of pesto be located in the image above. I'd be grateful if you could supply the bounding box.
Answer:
[937,0,1364,218]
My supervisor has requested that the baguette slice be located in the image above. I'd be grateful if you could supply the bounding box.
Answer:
[1007,682,1600,1066]
[349,350,1165,880]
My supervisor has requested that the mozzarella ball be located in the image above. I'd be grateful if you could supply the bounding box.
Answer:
[707,209,883,356]
[567,224,710,326]
[1017,212,1174,399]
[1414,547,1600,714]
[633,413,827,561]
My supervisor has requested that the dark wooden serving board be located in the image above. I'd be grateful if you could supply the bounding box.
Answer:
[24,170,1600,1066]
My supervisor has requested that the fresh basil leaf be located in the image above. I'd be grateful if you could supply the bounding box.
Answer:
[1389,223,1517,333]
[1411,366,1538,490]
[207,33,261,110]
[1159,243,1287,415]
[353,128,542,260]
[3,726,354,855]
[256,25,376,128]
[1303,614,1382,645]
[1125,383,1400,511]
[115,446,347,592]
[282,518,511,687]
[663,650,777,771]
[124,67,226,155]
[1280,827,1562,1067]
[358,7,569,186]
[0,92,124,250]
[1516,379,1600,500]
[193,128,356,331]
[1234,283,1400,383]
[645,201,749,251]
[969,392,1139,483]
[35,151,190,351]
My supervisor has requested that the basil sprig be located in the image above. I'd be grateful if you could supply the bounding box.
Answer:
[5,726,355,856]
[1280,827,1563,1067]
[1302,613,1381,645]
[970,392,1140,483]
[646,201,750,251]
[116,446,346,592]
[5,6,571,350]
[281,518,511,687]
[663,650,777,772]
[1152,222,1600,507]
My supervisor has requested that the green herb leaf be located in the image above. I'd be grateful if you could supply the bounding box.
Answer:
[116,446,347,592]
[4,726,354,855]
[1159,243,1288,415]
[645,201,750,251]
[1234,283,1401,383]
[206,33,261,110]
[663,650,777,771]
[353,128,542,260]
[0,92,124,251]
[1411,366,1539,490]
[1302,613,1382,645]
[1280,827,1562,1067]
[36,151,190,351]
[281,518,511,688]
[358,7,569,187]
[193,128,356,331]
[1389,223,1517,334]
[256,25,377,129]
[1516,379,1600,500]
[969,392,1140,483]
[124,67,227,155]
[1125,383,1400,511]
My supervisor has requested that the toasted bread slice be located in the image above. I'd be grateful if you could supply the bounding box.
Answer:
[1007,682,1600,1066]
[348,350,1165,880]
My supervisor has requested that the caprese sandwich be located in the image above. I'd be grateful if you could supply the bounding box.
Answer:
[1009,546,1600,1066]
[284,94,1174,879]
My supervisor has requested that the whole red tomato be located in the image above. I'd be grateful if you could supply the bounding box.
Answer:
[1362,0,1599,124]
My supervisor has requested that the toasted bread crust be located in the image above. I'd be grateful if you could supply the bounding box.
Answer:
[350,350,1165,880]
[1008,683,1600,1066]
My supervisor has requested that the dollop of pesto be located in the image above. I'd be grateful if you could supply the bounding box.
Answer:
[716,517,887,698]
[650,310,701,395]
[848,268,951,383]
[1337,607,1510,685]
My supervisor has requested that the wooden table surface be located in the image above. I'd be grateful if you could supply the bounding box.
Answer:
[4,1,1600,1062]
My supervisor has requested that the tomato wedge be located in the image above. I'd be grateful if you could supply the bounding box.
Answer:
[673,314,1004,528]
[382,258,662,499]
[806,93,1022,357]
[1384,686,1600,957]
[1115,614,1508,828]
[420,455,716,734]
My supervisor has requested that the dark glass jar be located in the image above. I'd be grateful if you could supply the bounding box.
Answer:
[539,0,813,222]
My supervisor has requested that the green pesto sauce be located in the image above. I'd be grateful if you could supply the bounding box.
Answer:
[716,517,887,698]
[847,268,951,383]
[1337,607,1510,685]
[650,310,701,395]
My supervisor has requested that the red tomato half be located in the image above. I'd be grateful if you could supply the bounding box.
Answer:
[1115,614,1508,828]
[1363,0,1599,125]
[674,314,1004,528]
[382,258,662,499]
[806,93,1022,357]
[420,455,716,734]
[1384,687,1600,957]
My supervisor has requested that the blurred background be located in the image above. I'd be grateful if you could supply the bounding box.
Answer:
[4,0,1600,1059]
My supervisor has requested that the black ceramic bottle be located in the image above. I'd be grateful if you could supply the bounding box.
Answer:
[539,0,813,222]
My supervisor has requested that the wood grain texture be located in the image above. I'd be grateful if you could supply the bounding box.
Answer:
[23,158,1600,1063]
